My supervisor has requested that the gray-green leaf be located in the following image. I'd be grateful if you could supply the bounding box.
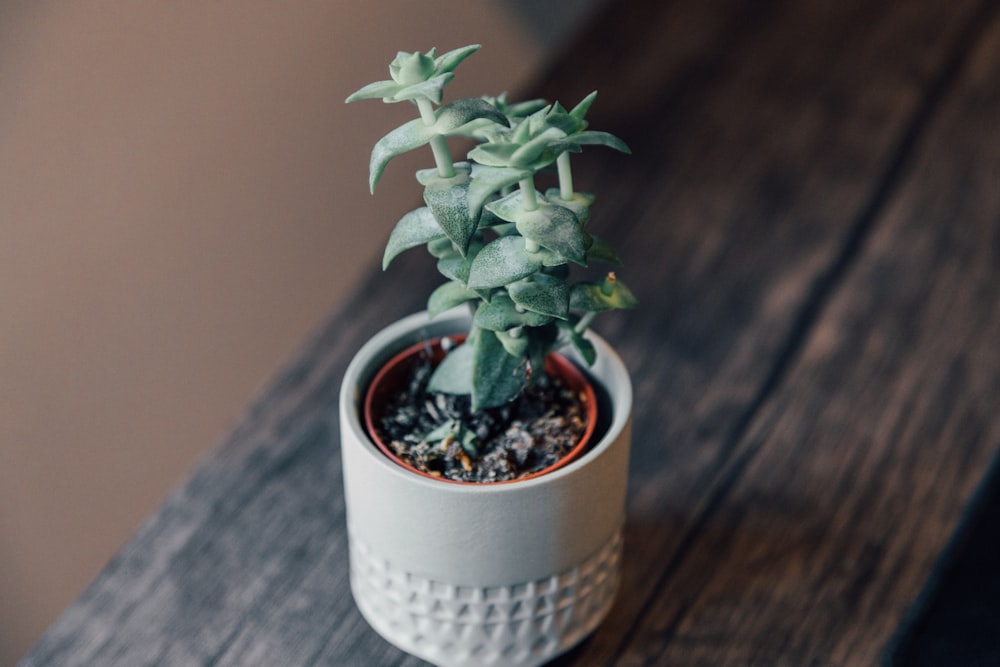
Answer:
[436,98,509,135]
[467,142,519,168]
[468,164,530,222]
[585,235,623,265]
[509,127,565,169]
[571,130,631,154]
[560,322,597,365]
[495,328,529,358]
[473,294,553,331]
[570,275,639,312]
[389,73,454,104]
[345,79,402,103]
[433,44,481,76]
[428,342,474,395]
[466,236,542,289]
[472,329,525,409]
[569,90,598,122]
[514,204,587,265]
[428,281,478,318]
[423,177,475,254]
[436,236,483,284]
[483,189,537,224]
[423,419,458,443]
[383,207,446,269]
[508,273,569,319]
[544,189,594,226]
[369,118,436,192]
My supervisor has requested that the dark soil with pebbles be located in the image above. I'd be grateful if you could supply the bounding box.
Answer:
[370,353,588,483]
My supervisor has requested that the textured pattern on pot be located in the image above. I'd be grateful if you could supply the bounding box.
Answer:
[350,526,622,666]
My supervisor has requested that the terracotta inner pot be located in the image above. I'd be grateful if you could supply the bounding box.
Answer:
[363,335,598,484]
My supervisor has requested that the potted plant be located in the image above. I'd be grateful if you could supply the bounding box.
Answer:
[339,45,636,667]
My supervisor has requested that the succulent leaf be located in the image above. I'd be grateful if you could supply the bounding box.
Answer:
[466,107,566,172]
[508,273,569,319]
[486,93,547,119]
[495,328,529,358]
[514,204,587,266]
[459,426,479,457]
[369,118,436,192]
[544,189,594,225]
[432,44,482,76]
[467,142,520,168]
[344,79,404,103]
[584,235,623,265]
[483,189,535,223]
[571,130,631,154]
[542,91,594,135]
[467,164,530,221]
[487,220,517,234]
[537,246,573,267]
[436,98,509,135]
[561,322,598,365]
[422,418,457,444]
[466,236,542,289]
[471,329,525,409]
[427,236,458,258]
[390,50,437,85]
[473,294,553,331]
[383,207,446,269]
[452,97,523,140]
[349,46,479,107]
[422,175,475,254]
[570,274,639,312]
[428,340,474,395]
[569,90,598,122]
[509,127,565,169]
[436,236,482,283]
[389,73,454,104]
[525,106,551,136]
[428,281,479,318]
[355,46,481,101]
[545,112,581,135]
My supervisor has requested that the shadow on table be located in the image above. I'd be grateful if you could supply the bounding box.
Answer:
[886,446,1000,666]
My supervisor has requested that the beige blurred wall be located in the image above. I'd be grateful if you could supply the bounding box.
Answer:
[0,2,600,662]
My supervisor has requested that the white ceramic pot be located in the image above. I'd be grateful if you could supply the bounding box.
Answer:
[339,309,632,667]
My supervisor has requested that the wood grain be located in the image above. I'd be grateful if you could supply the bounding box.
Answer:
[20,0,1000,665]
[607,2,1000,665]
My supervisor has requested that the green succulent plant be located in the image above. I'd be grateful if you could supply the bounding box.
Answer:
[348,45,637,410]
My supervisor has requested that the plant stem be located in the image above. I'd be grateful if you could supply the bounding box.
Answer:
[416,98,456,179]
[518,178,540,253]
[574,312,596,335]
[518,178,538,211]
[429,137,456,178]
[557,151,574,200]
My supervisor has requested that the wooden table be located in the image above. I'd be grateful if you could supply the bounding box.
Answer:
[23,0,1000,664]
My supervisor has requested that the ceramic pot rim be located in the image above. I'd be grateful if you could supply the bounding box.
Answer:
[340,309,632,496]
